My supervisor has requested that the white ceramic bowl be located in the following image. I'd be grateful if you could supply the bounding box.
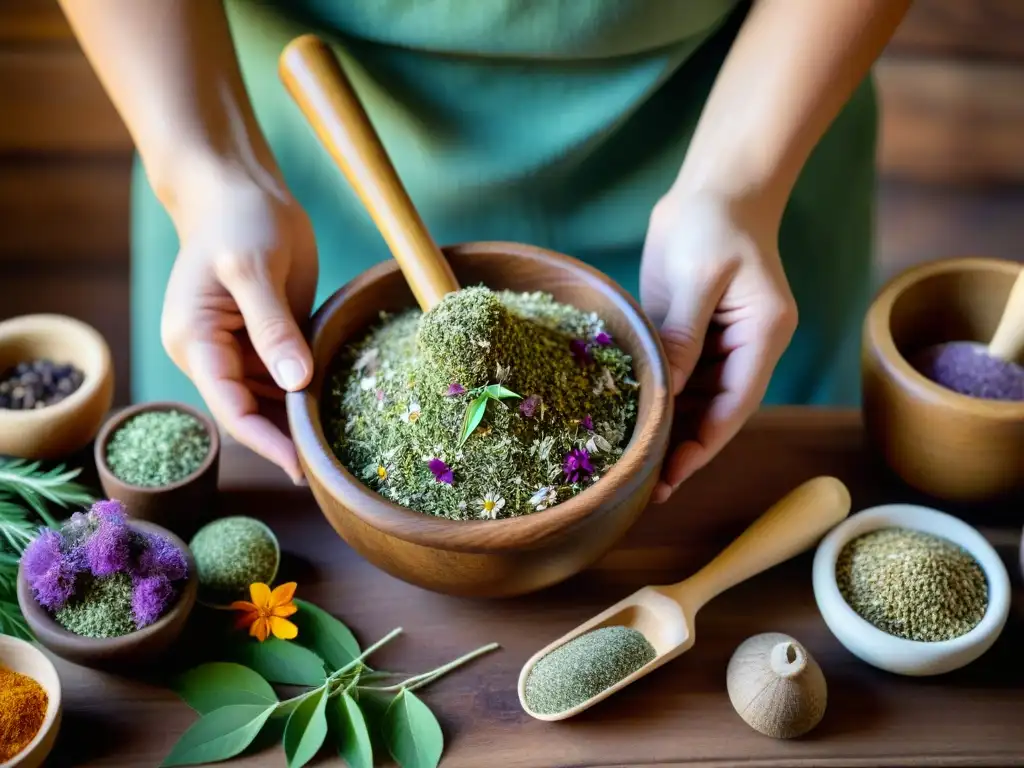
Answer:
[812,503,1011,676]
[0,634,62,768]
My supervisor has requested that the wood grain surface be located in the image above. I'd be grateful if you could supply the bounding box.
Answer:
[41,408,1024,767]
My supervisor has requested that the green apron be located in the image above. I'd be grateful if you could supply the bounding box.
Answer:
[130,0,877,409]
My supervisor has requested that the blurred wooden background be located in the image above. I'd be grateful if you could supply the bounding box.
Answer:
[1,0,1023,406]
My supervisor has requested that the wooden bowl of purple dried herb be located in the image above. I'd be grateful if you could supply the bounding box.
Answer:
[17,499,198,670]
[287,241,673,598]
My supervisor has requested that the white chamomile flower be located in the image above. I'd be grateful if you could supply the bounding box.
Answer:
[477,491,506,519]
[400,401,421,424]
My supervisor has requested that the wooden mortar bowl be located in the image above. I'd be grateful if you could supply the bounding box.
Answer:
[862,256,1024,504]
[0,314,114,460]
[17,519,198,671]
[288,242,673,598]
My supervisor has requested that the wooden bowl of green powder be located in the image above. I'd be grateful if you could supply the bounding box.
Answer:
[288,242,673,598]
[94,402,221,538]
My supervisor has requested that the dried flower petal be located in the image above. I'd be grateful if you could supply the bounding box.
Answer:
[136,532,188,582]
[580,414,594,431]
[22,528,81,610]
[519,394,541,419]
[428,458,454,484]
[132,573,175,628]
[595,331,613,346]
[445,383,466,397]
[84,505,132,577]
[563,447,594,484]
[569,339,593,365]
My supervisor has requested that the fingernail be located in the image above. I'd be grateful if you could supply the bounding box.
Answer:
[275,358,306,391]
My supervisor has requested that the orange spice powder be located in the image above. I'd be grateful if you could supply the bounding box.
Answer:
[0,665,48,762]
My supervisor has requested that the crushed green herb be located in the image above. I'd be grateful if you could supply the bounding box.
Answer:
[55,572,136,639]
[523,625,656,714]
[324,286,639,520]
[836,527,989,642]
[105,409,211,487]
[189,516,280,604]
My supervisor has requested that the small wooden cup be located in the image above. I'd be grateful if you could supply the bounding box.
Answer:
[862,256,1024,504]
[0,314,114,460]
[17,519,198,671]
[94,402,221,538]
[0,634,62,768]
[288,242,674,599]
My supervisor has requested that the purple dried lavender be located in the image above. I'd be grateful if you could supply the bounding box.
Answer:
[84,505,132,577]
[912,341,1024,402]
[519,394,541,419]
[580,414,594,431]
[21,529,81,610]
[563,448,594,484]
[595,331,613,346]
[445,383,466,397]
[428,458,454,484]
[135,532,188,582]
[132,574,175,628]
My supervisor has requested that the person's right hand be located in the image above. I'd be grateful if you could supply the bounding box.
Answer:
[159,164,319,483]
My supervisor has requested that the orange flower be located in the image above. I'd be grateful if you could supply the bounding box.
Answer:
[230,582,299,642]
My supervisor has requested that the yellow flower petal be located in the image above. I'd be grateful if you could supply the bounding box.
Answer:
[269,616,298,640]
[250,617,270,642]
[272,602,298,619]
[249,582,272,608]
[269,582,297,608]
[229,600,257,613]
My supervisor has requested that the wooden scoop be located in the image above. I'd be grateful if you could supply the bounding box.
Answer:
[517,475,851,721]
[987,267,1024,362]
[279,34,459,312]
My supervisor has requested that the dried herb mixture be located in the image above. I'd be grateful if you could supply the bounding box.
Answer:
[324,286,639,520]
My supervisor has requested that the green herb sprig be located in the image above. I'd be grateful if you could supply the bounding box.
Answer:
[458,384,521,447]
[164,598,499,768]
[0,457,95,639]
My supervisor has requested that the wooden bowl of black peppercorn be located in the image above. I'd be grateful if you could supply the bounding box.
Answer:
[0,314,114,460]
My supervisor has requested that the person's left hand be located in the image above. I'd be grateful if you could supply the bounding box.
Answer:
[640,189,798,503]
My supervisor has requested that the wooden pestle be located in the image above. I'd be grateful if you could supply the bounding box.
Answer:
[987,267,1024,363]
[278,35,460,312]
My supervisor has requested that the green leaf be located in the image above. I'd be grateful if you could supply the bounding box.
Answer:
[226,638,327,686]
[355,688,394,758]
[458,394,489,447]
[160,703,276,767]
[383,689,444,768]
[329,692,373,768]
[283,686,329,768]
[174,663,278,715]
[291,599,361,670]
[483,384,521,400]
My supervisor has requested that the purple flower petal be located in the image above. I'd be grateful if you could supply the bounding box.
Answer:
[21,529,80,611]
[445,383,466,397]
[569,339,593,365]
[563,447,594,485]
[595,331,613,346]
[519,394,541,419]
[132,574,175,628]
[428,458,454,485]
[90,499,128,524]
[135,533,188,582]
[580,414,594,431]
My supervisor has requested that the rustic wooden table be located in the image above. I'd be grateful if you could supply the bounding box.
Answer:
[42,408,1024,767]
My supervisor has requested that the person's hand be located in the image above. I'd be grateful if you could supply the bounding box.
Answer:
[640,190,798,503]
[159,165,318,483]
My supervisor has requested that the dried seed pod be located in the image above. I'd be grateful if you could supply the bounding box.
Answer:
[726,632,826,739]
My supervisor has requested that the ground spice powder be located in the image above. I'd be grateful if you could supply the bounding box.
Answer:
[836,527,989,642]
[523,625,656,715]
[0,665,49,762]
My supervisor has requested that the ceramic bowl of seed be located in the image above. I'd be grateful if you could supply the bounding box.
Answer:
[94,401,221,537]
[812,503,1011,676]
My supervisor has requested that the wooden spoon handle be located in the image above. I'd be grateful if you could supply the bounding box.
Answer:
[278,34,459,312]
[672,476,851,610]
[987,268,1024,362]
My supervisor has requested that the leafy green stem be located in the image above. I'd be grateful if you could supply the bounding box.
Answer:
[360,641,499,693]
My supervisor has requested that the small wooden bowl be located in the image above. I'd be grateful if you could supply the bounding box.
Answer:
[16,519,198,671]
[94,402,221,538]
[0,635,62,768]
[0,314,114,460]
[862,257,1024,504]
[288,241,673,598]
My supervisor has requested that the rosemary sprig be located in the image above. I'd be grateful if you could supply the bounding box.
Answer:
[0,458,94,528]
